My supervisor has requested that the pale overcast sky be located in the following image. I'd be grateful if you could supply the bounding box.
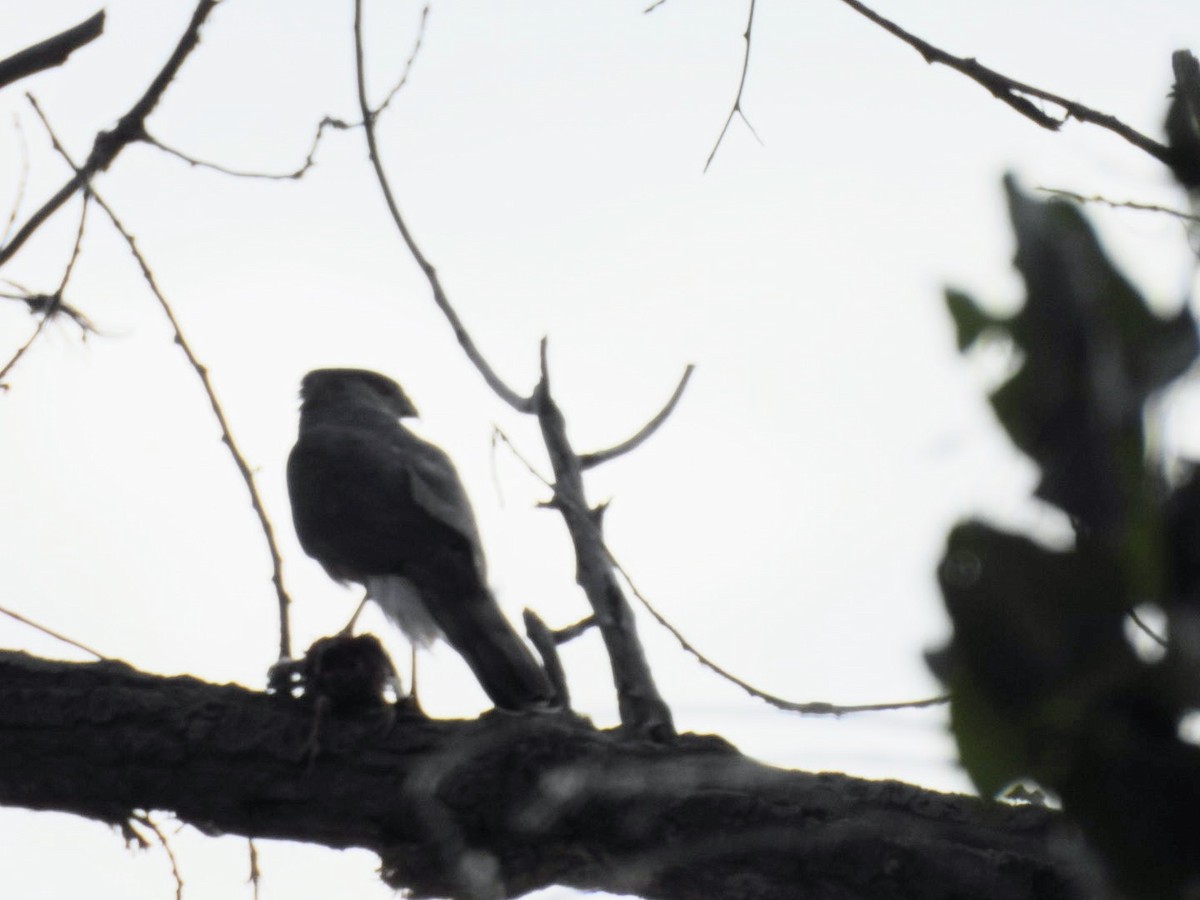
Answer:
[2,2,1198,898]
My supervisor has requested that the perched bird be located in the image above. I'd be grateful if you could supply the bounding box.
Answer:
[286,368,554,711]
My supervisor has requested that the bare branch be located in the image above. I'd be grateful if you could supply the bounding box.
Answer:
[0,11,105,91]
[607,543,950,715]
[29,101,295,662]
[0,602,105,659]
[0,0,221,269]
[144,115,353,181]
[247,839,261,900]
[834,0,1174,166]
[352,0,533,412]
[56,191,90,296]
[580,364,694,469]
[552,614,596,643]
[704,0,761,172]
[1037,186,1200,224]
[141,4,426,184]
[1128,608,1168,650]
[0,317,50,385]
[0,195,93,384]
[128,811,184,900]
[2,114,31,247]
[371,4,430,119]
[522,610,571,708]
[531,347,675,737]
[494,426,947,716]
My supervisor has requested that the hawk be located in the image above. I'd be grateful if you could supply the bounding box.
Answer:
[286,368,554,711]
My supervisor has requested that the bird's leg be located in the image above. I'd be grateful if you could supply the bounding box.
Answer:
[338,594,370,636]
[409,644,422,711]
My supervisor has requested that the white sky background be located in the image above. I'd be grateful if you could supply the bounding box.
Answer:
[1,1,1198,898]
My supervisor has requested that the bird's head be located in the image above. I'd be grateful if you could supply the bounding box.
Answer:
[299,368,419,419]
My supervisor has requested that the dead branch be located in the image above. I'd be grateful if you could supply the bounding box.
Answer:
[0,193,92,382]
[0,603,105,659]
[1037,187,1200,225]
[531,343,675,737]
[353,2,676,737]
[144,115,353,181]
[0,649,1098,900]
[0,11,105,91]
[705,0,762,172]
[351,0,532,413]
[834,0,1173,166]
[495,425,946,717]
[580,364,694,469]
[2,114,31,246]
[0,0,221,269]
[29,99,295,661]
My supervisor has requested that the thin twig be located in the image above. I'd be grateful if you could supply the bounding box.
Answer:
[610,558,950,715]
[0,0,221,269]
[834,0,1173,166]
[705,0,762,172]
[0,10,105,90]
[580,364,694,469]
[143,4,427,185]
[494,427,946,716]
[145,115,353,181]
[0,602,105,659]
[372,4,430,118]
[0,196,92,384]
[129,812,184,900]
[30,101,295,661]
[1036,186,1200,225]
[56,192,90,295]
[2,114,31,247]
[0,317,50,385]
[247,839,261,900]
[1128,608,1168,650]
[352,0,533,412]
[145,0,425,187]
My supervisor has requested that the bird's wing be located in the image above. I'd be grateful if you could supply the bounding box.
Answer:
[388,428,488,579]
[289,423,487,581]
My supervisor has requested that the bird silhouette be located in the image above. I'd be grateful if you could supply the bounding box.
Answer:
[287,368,553,711]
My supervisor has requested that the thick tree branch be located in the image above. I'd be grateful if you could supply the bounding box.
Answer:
[0,650,1099,900]
[0,11,105,91]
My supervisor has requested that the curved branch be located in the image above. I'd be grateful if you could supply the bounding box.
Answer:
[0,650,1097,900]
[580,364,694,470]
[352,0,533,413]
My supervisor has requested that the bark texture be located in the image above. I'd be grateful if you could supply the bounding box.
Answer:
[0,650,1103,899]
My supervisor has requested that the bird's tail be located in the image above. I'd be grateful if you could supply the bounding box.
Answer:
[434,589,555,711]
